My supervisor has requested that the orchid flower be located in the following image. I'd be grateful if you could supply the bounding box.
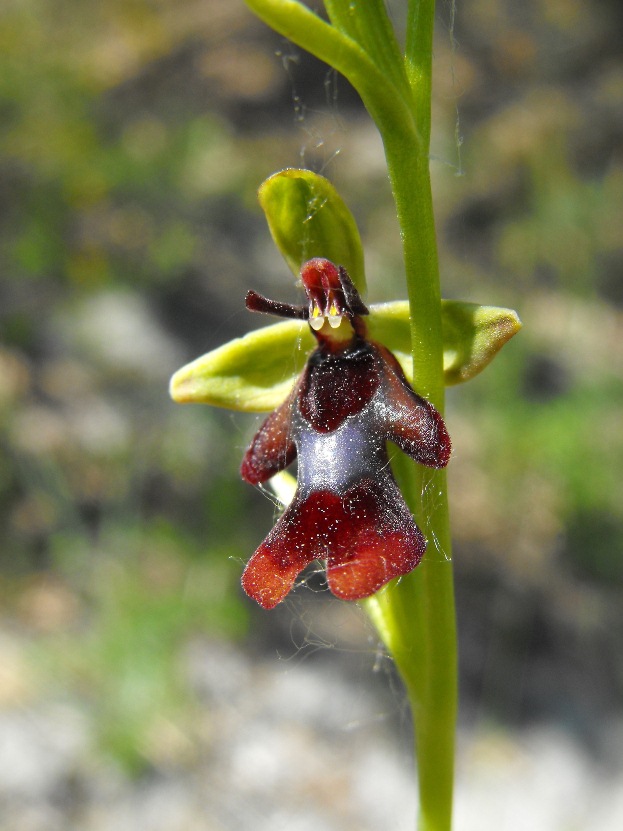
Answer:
[170,170,519,609]
[240,257,451,608]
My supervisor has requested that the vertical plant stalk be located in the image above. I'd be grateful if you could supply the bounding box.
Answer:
[365,7,457,829]
[243,2,456,829]
[385,6,457,829]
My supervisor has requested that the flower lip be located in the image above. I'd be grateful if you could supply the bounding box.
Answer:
[239,336,451,608]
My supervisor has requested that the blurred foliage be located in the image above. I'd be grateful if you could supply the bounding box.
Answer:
[30,523,247,773]
[0,0,278,771]
[0,0,276,295]
[0,0,622,774]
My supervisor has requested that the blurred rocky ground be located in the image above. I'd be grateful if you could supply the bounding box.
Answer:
[0,0,622,828]
[1,618,623,831]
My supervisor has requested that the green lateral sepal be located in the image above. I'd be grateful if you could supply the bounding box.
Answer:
[169,301,521,412]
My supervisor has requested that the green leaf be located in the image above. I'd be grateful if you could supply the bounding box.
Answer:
[258,169,366,293]
[242,1,414,143]
[169,301,521,412]
[324,0,408,98]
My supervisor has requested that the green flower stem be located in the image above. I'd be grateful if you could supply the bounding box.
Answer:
[369,4,458,819]
[349,4,457,828]
[365,460,456,831]
[242,2,456,829]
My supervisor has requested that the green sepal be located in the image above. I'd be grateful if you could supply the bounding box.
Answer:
[369,300,522,385]
[258,169,366,293]
[170,320,312,412]
[169,301,521,412]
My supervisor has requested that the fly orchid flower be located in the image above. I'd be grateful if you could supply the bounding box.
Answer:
[239,257,451,609]
[169,170,520,612]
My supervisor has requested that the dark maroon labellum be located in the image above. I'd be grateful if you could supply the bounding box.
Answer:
[299,344,380,432]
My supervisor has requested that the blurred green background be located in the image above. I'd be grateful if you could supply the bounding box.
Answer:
[0,1,622,828]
